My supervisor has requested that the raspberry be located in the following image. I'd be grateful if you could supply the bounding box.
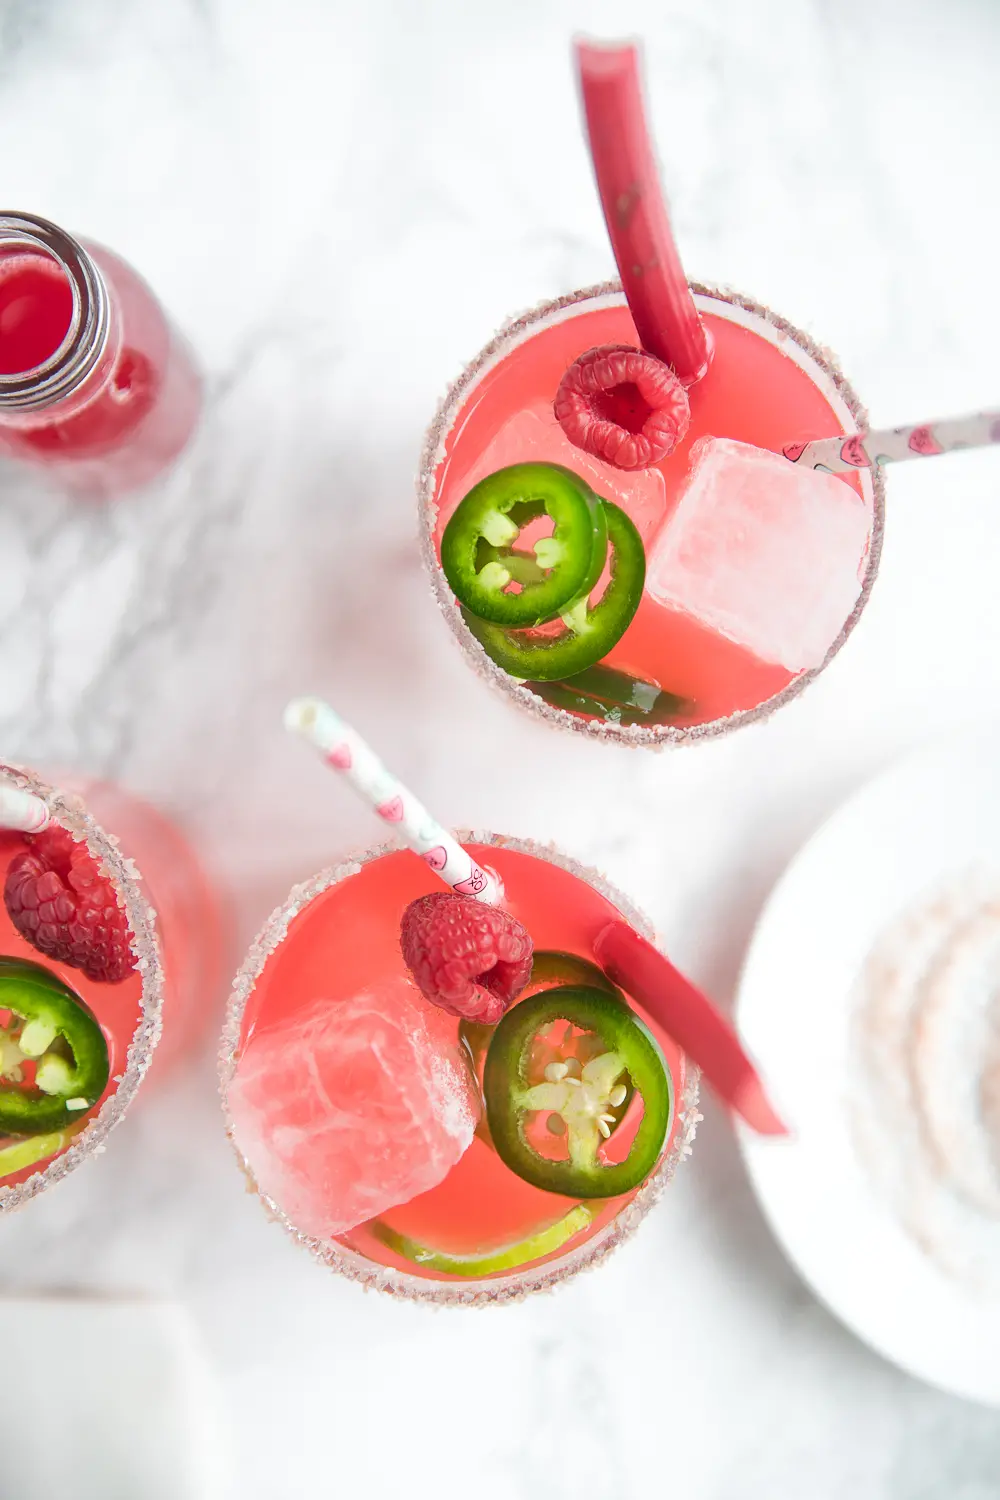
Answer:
[554,344,691,470]
[400,893,533,1025]
[3,826,136,984]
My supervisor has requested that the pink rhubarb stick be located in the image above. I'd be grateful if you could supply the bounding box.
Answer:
[594,920,787,1136]
[576,39,710,387]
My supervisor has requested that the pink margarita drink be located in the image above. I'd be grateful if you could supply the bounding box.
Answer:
[223,835,699,1303]
[422,285,883,745]
[420,42,883,745]
[0,766,222,1203]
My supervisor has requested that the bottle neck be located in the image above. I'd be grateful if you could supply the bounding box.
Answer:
[0,212,111,412]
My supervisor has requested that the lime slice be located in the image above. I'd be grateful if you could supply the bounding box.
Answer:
[370,1203,594,1277]
[0,1127,74,1178]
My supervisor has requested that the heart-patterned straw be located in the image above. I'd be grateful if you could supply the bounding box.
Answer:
[0,779,50,833]
[286,699,786,1134]
[284,697,502,905]
[784,407,1000,473]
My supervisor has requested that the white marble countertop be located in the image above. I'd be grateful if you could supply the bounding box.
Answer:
[2,0,1000,1494]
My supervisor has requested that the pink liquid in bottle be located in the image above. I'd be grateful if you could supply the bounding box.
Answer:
[0,212,202,498]
[0,256,74,375]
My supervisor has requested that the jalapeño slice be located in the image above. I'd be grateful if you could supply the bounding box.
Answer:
[441,463,608,628]
[463,501,645,681]
[528,664,692,727]
[459,950,635,1150]
[370,1203,594,1278]
[0,957,110,1135]
[522,954,635,1136]
[483,984,671,1199]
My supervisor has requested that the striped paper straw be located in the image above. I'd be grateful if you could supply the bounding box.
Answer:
[284,698,502,905]
[0,781,50,833]
[784,408,1000,474]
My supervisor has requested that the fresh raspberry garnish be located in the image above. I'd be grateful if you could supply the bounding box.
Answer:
[400,893,533,1025]
[3,827,136,984]
[554,344,691,470]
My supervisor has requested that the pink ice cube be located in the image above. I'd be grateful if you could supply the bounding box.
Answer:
[228,976,479,1241]
[447,400,668,542]
[645,437,871,672]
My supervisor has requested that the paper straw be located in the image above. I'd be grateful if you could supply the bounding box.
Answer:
[0,783,50,833]
[284,698,502,905]
[576,39,710,387]
[784,408,1000,474]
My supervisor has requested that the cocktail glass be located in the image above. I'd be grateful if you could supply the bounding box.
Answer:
[0,764,223,1205]
[221,831,699,1305]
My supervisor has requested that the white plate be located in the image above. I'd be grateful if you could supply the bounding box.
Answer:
[736,732,1000,1406]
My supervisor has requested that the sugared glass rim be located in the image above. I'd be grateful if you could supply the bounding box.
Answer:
[0,764,165,1211]
[219,830,701,1307]
[417,279,886,749]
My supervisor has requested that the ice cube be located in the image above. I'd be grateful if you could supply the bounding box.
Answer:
[228,976,478,1241]
[448,400,668,542]
[645,437,871,672]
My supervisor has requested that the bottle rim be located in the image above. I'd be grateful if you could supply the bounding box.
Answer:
[0,211,111,411]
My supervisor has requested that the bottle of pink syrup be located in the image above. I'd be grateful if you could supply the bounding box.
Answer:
[0,211,201,498]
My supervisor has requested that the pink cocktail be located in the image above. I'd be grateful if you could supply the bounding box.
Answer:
[0,212,201,497]
[422,286,883,744]
[419,45,884,746]
[222,834,699,1304]
[0,765,223,1204]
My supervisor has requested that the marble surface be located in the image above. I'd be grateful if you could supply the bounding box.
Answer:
[2,0,1000,1494]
